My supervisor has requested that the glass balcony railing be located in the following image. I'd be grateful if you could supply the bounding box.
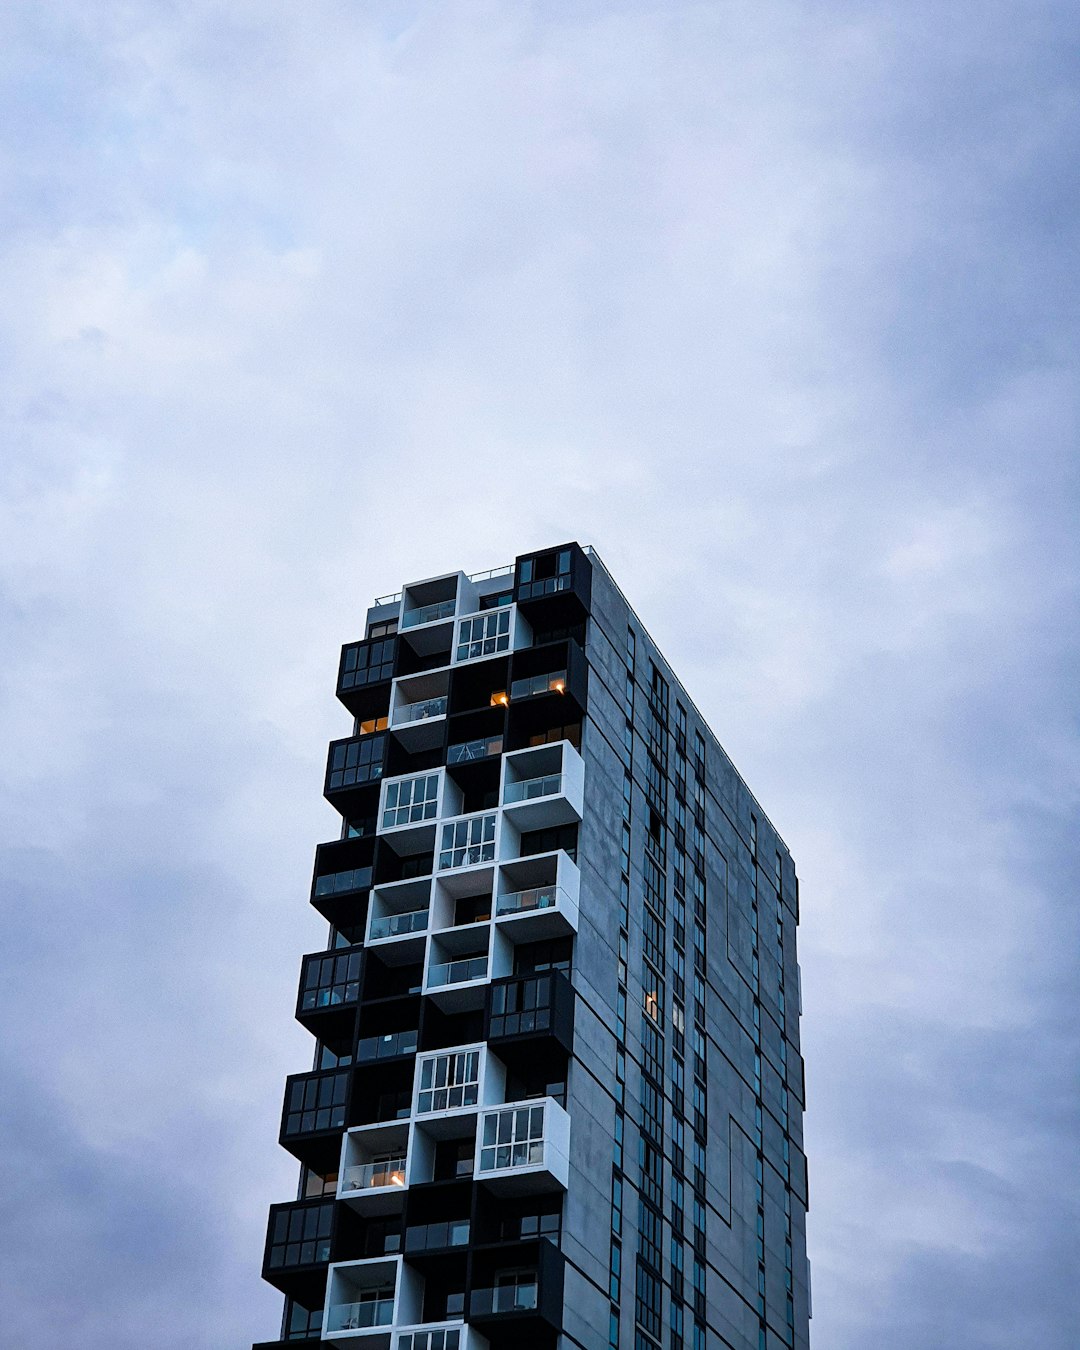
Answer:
[404,1218,471,1251]
[504,773,562,804]
[394,696,448,724]
[509,672,567,700]
[356,1029,419,1062]
[447,735,503,765]
[496,885,560,917]
[369,909,428,940]
[326,1296,396,1332]
[427,955,488,987]
[314,866,373,898]
[471,1281,539,1315]
[342,1158,407,1193]
[396,1328,462,1350]
[402,599,456,629]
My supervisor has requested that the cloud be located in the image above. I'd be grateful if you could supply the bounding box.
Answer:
[1,2,1077,1347]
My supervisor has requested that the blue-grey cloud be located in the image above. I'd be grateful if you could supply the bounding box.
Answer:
[1,2,1077,1347]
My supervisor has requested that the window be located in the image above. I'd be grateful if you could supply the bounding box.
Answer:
[383,773,439,828]
[635,1261,662,1337]
[300,951,361,1011]
[479,1103,546,1171]
[340,638,395,689]
[489,973,554,1037]
[417,1049,480,1113]
[284,1071,347,1135]
[367,619,398,640]
[439,813,496,869]
[519,548,572,598]
[457,608,512,662]
[327,733,386,790]
[268,1202,333,1268]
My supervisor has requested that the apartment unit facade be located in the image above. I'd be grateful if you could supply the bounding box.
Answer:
[253,542,810,1350]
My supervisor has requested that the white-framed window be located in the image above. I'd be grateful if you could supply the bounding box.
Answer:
[417,1049,481,1113]
[456,609,511,662]
[383,772,439,829]
[439,813,496,869]
[479,1103,546,1171]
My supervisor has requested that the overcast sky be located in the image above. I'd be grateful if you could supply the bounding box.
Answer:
[1,3,1078,1347]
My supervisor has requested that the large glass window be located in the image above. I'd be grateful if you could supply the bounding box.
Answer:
[457,609,511,662]
[327,734,385,790]
[479,1103,546,1172]
[340,638,395,689]
[268,1202,333,1268]
[439,813,496,869]
[417,1049,481,1113]
[300,951,361,1010]
[383,773,440,829]
[284,1071,348,1135]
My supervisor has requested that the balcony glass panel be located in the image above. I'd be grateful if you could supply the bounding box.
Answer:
[504,773,562,804]
[427,955,488,987]
[456,610,511,662]
[396,1330,461,1350]
[447,735,503,765]
[284,1072,348,1135]
[341,1158,407,1193]
[402,599,456,628]
[404,1219,471,1251]
[471,1276,539,1314]
[370,909,428,939]
[268,1202,334,1268]
[417,1049,480,1113]
[383,773,440,828]
[479,1104,546,1172]
[314,866,373,898]
[509,672,566,700]
[341,639,395,689]
[326,1295,396,1332]
[496,886,558,917]
[356,1029,418,1062]
[328,735,386,790]
[438,814,496,870]
[395,697,448,725]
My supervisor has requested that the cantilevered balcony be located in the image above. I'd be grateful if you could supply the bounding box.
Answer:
[323,1256,423,1344]
[366,877,432,964]
[475,1098,570,1195]
[467,1238,565,1336]
[393,1322,488,1350]
[390,673,449,752]
[295,948,362,1040]
[500,740,584,832]
[339,1123,409,1215]
[494,851,579,942]
[262,1199,335,1301]
[412,1045,504,1133]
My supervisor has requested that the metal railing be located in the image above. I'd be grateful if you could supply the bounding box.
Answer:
[427,955,488,987]
[370,909,428,940]
[326,1296,396,1331]
[356,1029,419,1061]
[447,735,503,765]
[393,696,447,724]
[496,885,561,917]
[401,599,456,628]
[342,1158,407,1192]
[504,772,562,804]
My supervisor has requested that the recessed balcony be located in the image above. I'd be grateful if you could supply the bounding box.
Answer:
[323,1256,423,1343]
[500,740,584,831]
[390,674,450,752]
[423,919,499,1012]
[494,851,579,941]
[366,878,432,963]
[339,1123,409,1215]
[475,1097,570,1195]
[356,1029,419,1064]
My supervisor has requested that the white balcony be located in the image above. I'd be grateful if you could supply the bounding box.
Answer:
[389,673,449,752]
[338,1123,409,1215]
[378,770,443,853]
[412,1044,504,1136]
[494,851,579,940]
[366,878,432,964]
[500,740,584,831]
[452,604,530,666]
[323,1257,422,1343]
[422,922,494,1012]
[475,1097,571,1196]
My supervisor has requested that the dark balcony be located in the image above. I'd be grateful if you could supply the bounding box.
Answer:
[485,970,575,1054]
[279,1068,350,1171]
[336,636,396,717]
[467,1237,565,1340]
[505,640,587,750]
[324,731,387,810]
[310,836,374,929]
[513,542,591,627]
[262,1199,335,1302]
[295,948,362,1041]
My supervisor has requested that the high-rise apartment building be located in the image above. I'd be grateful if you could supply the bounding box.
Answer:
[253,542,810,1350]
